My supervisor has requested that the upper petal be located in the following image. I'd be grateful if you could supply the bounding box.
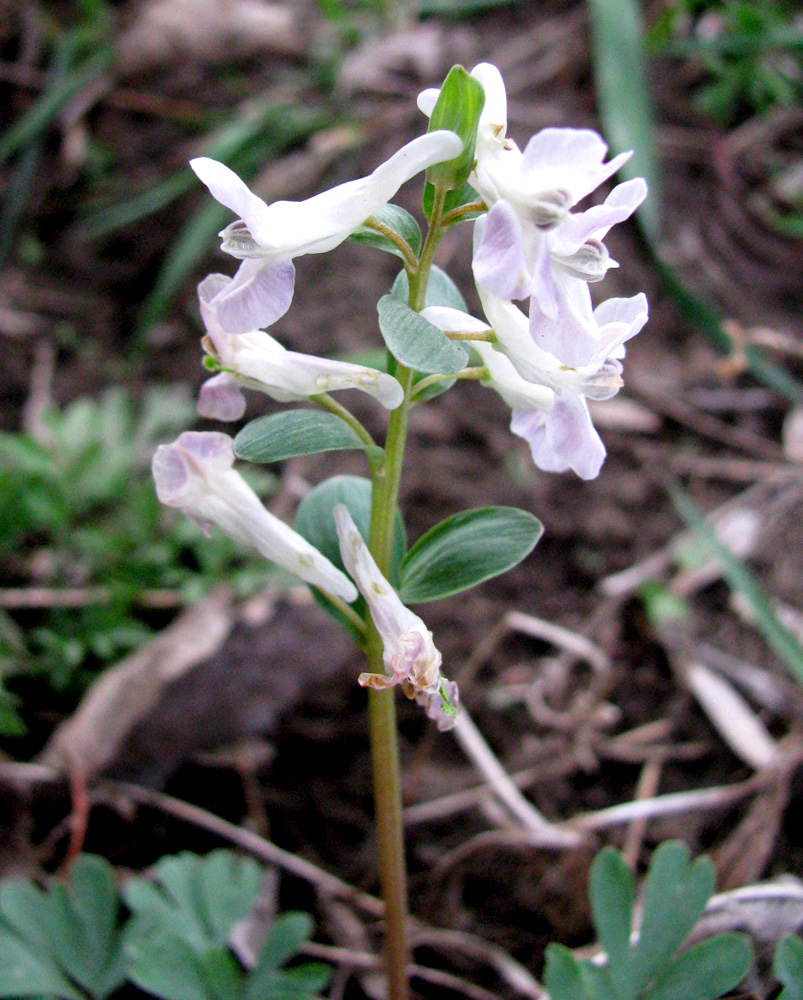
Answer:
[211,258,296,334]
[255,130,463,253]
[522,128,632,205]
[190,158,273,241]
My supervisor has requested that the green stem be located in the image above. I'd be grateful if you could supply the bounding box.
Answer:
[310,392,383,474]
[441,198,487,229]
[363,183,451,1000]
[363,215,419,272]
[411,366,486,400]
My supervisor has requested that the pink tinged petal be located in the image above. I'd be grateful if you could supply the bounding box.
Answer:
[555,178,648,252]
[594,293,649,357]
[416,678,459,732]
[197,372,247,421]
[512,395,605,480]
[257,131,463,252]
[334,505,442,687]
[211,258,295,335]
[473,204,538,302]
[153,432,358,602]
[190,158,273,239]
[529,275,598,367]
[522,129,632,204]
[523,128,609,174]
[197,272,234,353]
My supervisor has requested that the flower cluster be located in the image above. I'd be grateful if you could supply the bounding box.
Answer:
[152,61,647,723]
[153,127,465,727]
[420,62,648,478]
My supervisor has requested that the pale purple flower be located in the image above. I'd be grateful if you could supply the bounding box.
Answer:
[333,505,457,728]
[196,274,404,419]
[190,130,463,334]
[152,431,358,602]
[421,292,647,480]
[420,62,646,366]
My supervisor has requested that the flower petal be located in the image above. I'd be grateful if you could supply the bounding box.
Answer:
[190,158,273,240]
[472,203,529,300]
[211,258,296,335]
[522,129,632,204]
[197,372,247,421]
[528,274,599,367]
[554,178,647,253]
[334,504,442,689]
[511,394,606,479]
[153,432,358,601]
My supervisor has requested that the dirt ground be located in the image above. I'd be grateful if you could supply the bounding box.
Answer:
[2,1,803,997]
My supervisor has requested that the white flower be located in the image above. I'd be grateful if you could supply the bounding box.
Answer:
[190,130,463,334]
[421,293,647,480]
[152,431,358,602]
[333,505,457,729]
[419,63,646,366]
[196,274,404,419]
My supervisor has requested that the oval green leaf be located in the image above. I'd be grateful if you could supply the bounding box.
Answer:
[296,475,405,584]
[392,265,468,312]
[349,203,422,260]
[234,410,377,464]
[398,506,543,603]
[645,933,754,1000]
[377,295,468,375]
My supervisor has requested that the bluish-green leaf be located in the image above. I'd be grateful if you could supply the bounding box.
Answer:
[398,507,542,603]
[377,295,468,375]
[590,847,635,1000]
[644,933,753,1000]
[234,411,378,465]
[125,932,234,1000]
[0,930,83,1000]
[587,0,661,243]
[392,265,468,312]
[543,944,591,1000]
[45,855,125,999]
[198,851,264,952]
[774,935,803,1000]
[0,880,51,955]
[425,65,485,192]
[123,851,263,954]
[349,203,422,261]
[632,841,715,994]
[244,913,328,1000]
[295,475,405,585]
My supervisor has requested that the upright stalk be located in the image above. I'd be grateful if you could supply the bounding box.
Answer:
[364,185,449,1000]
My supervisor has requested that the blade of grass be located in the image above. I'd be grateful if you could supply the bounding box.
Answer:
[588,0,803,406]
[668,482,803,687]
[587,0,662,244]
[0,47,113,168]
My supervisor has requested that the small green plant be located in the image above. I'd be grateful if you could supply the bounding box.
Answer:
[775,935,803,1000]
[544,841,754,1000]
[0,388,277,736]
[0,851,329,1000]
[650,0,803,124]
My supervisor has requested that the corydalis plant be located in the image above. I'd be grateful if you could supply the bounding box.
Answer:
[154,61,647,1000]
